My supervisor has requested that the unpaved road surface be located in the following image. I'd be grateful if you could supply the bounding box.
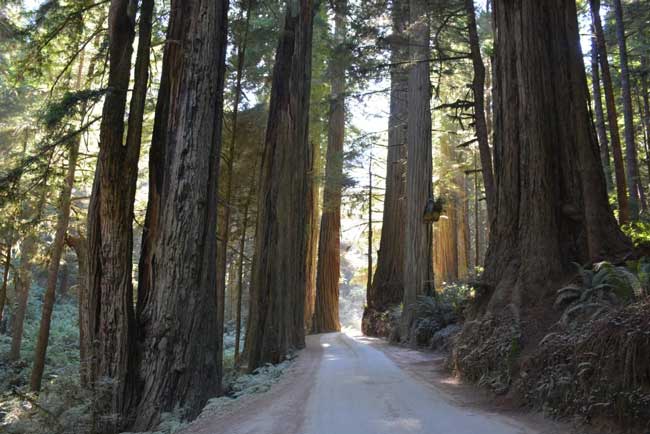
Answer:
[183,332,572,434]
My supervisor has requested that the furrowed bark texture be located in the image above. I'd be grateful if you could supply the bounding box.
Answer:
[133,0,229,429]
[364,0,408,327]
[401,0,434,338]
[590,31,613,192]
[312,0,346,334]
[589,0,629,223]
[484,0,631,314]
[247,0,317,370]
[85,0,139,425]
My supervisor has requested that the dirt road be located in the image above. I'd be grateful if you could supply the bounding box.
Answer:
[182,332,570,434]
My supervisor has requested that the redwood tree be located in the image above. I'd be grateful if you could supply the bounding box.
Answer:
[590,30,613,192]
[613,0,645,214]
[482,0,631,315]
[589,0,629,223]
[465,0,495,221]
[133,0,229,428]
[363,0,408,335]
[401,0,435,338]
[85,0,139,424]
[246,0,318,370]
[312,0,347,334]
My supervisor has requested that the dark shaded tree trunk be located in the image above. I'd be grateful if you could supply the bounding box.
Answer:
[133,0,229,428]
[590,30,614,192]
[401,0,435,339]
[363,0,408,336]
[613,0,645,214]
[483,0,631,315]
[589,0,629,223]
[312,0,346,334]
[642,66,650,180]
[235,181,255,366]
[66,233,89,386]
[9,236,36,361]
[246,0,318,370]
[465,0,496,222]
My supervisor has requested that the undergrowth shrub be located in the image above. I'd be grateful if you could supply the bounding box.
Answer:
[519,299,650,428]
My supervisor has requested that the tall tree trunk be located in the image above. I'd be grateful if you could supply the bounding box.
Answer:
[590,30,614,192]
[367,159,373,297]
[465,0,495,222]
[9,236,36,361]
[133,0,229,428]
[613,0,645,215]
[0,242,11,327]
[312,0,346,334]
[235,180,255,366]
[590,0,629,223]
[66,233,89,386]
[85,0,145,426]
[401,0,435,339]
[434,134,460,286]
[217,0,251,339]
[30,46,91,391]
[246,0,318,370]
[30,108,81,391]
[641,66,650,180]
[304,139,320,331]
[483,0,631,316]
[363,0,408,336]
[58,262,69,299]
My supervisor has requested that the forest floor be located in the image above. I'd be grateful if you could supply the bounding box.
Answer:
[180,331,591,434]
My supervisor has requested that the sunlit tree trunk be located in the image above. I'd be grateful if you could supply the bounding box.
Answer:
[363,0,408,337]
[401,0,434,339]
[590,30,613,192]
[246,0,318,370]
[589,0,629,223]
[312,0,347,334]
[304,139,320,331]
[133,0,229,429]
